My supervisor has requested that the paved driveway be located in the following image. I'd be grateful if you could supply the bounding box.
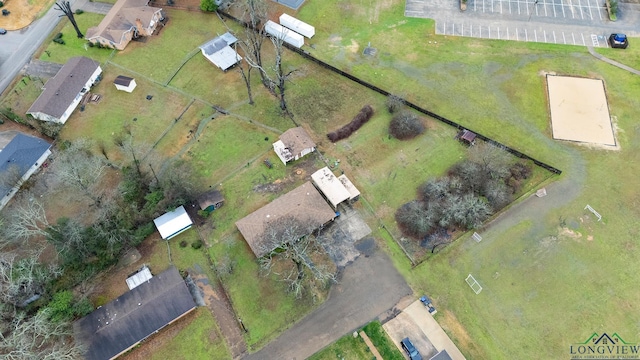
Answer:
[243,243,412,360]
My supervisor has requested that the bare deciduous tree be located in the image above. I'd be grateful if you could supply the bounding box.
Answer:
[55,1,83,38]
[55,140,108,207]
[238,0,269,88]
[257,216,336,299]
[0,164,24,193]
[0,308,81,360]
[5,198,50,241]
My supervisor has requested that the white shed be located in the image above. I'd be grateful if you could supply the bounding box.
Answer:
[311,167,351,209]
[199,32,242,71]
[279,14,315,38]
[153,205,193,240]
[265,20,304,48]
[338,174,360,201]
[114,75,137,92]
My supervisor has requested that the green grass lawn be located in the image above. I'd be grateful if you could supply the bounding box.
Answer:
[39,13,114,65]
[59,68,192,161]
[308,332,374,360]
[362,321,405,360]
[0,77,43,119]
[147,308,229,360]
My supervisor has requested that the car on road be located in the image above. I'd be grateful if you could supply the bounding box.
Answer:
[609,33,628,49]
[401,337,422,360]
[0,28,7,35]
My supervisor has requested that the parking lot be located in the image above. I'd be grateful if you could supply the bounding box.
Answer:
[467,0,608,21]
[406,0,640,48]
[434,20,613,46]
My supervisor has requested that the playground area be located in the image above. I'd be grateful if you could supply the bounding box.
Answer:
[546,75,616,147]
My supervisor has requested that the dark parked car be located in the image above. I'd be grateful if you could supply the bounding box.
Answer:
[0,28,6,35]
[401,337,423,360]
[609,33,628,49]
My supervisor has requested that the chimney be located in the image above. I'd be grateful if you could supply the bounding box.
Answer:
[135,18,144,36]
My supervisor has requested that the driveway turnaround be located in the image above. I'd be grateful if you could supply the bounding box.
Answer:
[384,300,466,360]
[243,243,412,360]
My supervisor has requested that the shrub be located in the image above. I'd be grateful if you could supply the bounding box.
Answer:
[509,162,532,180]
[386,94,404,114]
[200,0,217,11]
[191,239,204,249]
[54,32,63,40]
[389,111,425,140]
[327,105,374,142]
[75,9,84,14]
[179,240,188,248]
[53,38,65,45]
[395,201,434,239]
[132,222,155,246]
[47,291,75,323]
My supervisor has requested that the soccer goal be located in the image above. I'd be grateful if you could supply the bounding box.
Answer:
[465,274,482,294]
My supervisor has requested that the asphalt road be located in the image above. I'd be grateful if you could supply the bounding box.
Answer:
[243,242,412,360]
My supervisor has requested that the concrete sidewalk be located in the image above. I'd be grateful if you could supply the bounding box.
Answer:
[404,300,466,360]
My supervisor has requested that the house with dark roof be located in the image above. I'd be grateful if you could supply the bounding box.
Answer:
[197,189,224,211]
[85,0,164,50]
[0,131,52,210]
[235,181,336,258]
[272,127,316,165]
[199,32,242,71]
[26,57,102,124]
[73,266,196,360]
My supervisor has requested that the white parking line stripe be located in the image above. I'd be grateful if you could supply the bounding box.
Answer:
[597,0,603,19]
[483,0,485,12]
[552,0,557,16]
[567,0,575,18]
[509,0,512,13]
[500,0,503,13]
[562,32,566,44]
[581,33,585,46]
[518,0,521,14]
[561,0,566,17]
[553,31,556,43]
[535,29,538,42]
[572,32,576,44]
[492,0,494,13]
[544,0,548,16]
[577,0,584,19]
[516,28,519,41]
[452,23,455,35]
[544,30,547,42]
[507,27,510,39]
[525,29,528,41]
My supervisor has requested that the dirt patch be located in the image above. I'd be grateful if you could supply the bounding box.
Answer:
[120,309,200,360]
[0,0,53,30]
[440,309,475,356]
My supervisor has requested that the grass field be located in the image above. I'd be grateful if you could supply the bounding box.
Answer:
[308,332,372,360]
[5,1,640,359]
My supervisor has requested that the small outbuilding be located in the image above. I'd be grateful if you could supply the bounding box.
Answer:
[265,20,304,48]
[153,205,193,240]
[311,167,351,210]
[272,127,316,165]
[200,32,242,71]
[197,190,224,211]
[337,174,360,203]
[457,129,477,145]
[113,75,137,92]
[279,13,315,38]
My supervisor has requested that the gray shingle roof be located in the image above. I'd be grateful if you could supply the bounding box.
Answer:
[27,57,100,119]
[73,266,196,360]
[0,131,51,196]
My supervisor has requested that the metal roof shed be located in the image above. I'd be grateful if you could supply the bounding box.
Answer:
[199,32,242,71]
[337,174,360,201]
[153,205,193,240]
[311,167,350,209]
[279,13,315,38]
[265,20,304,48]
